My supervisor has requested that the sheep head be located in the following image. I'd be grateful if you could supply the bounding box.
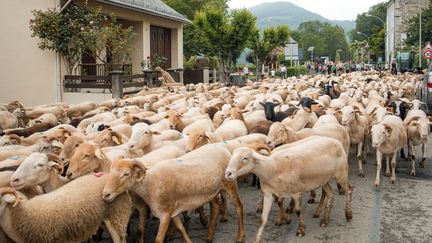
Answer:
[10,153,64,190]
[59,135,84,166]
[225,147,258,181]
[266,122,290,149]
[67,142,106,179]
[94,128,123,148]
[103,159,146,202]
[185,128,213,153]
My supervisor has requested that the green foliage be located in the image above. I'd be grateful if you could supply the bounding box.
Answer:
[349,2,386,61]
[193,6,256,82]
[349,40,368,63]
[247,25,290,80]
[163,0,228,58]
[286,66,308,77]
[30,3,136,74]
[294,21,350,61]
[184,56,218,70]
[141,53,168,70]
[237,64,257,71]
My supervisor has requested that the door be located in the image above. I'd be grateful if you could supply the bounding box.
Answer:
[150,25,171,69]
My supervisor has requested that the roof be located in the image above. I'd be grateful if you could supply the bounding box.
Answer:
[96,0,192,24]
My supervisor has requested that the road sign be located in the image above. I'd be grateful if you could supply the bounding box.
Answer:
[424,49,432,60]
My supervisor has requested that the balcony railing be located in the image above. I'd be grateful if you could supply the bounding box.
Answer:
[77,63,132,76]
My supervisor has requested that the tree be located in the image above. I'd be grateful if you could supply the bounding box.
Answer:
[30,3,136,74]
[194,6,256,82]
[294,21,350,61]
[163,0,228,58]
[349,40,368,63]
[349,3,386,61]
[247,25,290,80]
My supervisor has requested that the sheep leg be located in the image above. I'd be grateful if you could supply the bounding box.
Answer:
[390,152,397,184]
[104,220,126,243]
[307,190,316,204]
[313,188,326,218]
[154,213,172,243]
[219,191,229,222]
[420,143,426,168]
[206,197,221,242]
[256,197,263,213]
[275,197,291,226]
[385,155,391,177]
[254,193,273,243]
[410,141,416,176]
[361,139,367,164]
[293,193,305,236]
[375,150,382,187]
[131,193,148,243]
[320,183,333,227]
[357,141,364,177]
[172,215,192,243]
[286,197,295,214]
[224,181,245,243]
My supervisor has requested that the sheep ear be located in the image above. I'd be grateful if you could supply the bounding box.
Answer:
[51,140,64,149]
[95,148,105,160]
[132,161,146,182]
[2,194,17,205]
[385,126,392,137]
[259,102,265,107]
[48,161,62,174]
[111,132,123,145]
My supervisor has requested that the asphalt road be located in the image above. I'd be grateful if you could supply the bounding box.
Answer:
[102,134,432,243]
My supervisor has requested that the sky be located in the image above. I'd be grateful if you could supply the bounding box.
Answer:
[228,0,386,20]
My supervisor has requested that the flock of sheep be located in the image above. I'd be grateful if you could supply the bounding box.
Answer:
[0,70,430,243]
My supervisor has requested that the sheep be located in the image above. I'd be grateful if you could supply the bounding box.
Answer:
[59,135,84,167]
[0,173,132,243]
[261,101,296,122]
[340,105,369,177]
[24,105,67,122]
[214,119,248,141]
[403,110,430,175]
[371,115,407,186]
[20,125,73,145]
[27,113,58,127]
[102,144,245,243]
[99,98,120,109]
[136,145,186,169]
[93,128,127,148]
[67,142,111,179]
[280,107,317,131]
[4,122,55,138]
[225,136,352,241]
[0,111,18,130]
[10,153,68,193]
[77,112,117,132]
[66,101,98,118]
[0,136,63,161]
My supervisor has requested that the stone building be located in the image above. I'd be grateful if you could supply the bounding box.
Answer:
[386,0,429,63]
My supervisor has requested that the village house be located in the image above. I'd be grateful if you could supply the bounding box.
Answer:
[0,0,190,105]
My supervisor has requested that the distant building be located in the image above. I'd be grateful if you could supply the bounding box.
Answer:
[0,0,190,105]
[385,0,429,63]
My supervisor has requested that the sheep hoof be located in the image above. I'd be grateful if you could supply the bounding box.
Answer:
[411,171,416,177]
[296,229,305,237]
[256,208,263,213]
[206,239,213,243]
[391,180,395,184]
[385,172,390,177]
[420,159,426,168]
[359,172,364,178]
[320,220,328,228]
[286,208,293,214]
[307,198,315,204]
[374,183,379,188]
[220,217,228,223]
[275,221,282,226]
[313,214,320,218]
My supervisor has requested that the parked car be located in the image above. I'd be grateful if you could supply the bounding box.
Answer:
[418,62,432,115]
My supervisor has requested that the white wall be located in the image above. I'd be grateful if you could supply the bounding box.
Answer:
[0,0,59,106]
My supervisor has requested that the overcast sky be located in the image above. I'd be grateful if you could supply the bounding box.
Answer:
[228,0,386,20]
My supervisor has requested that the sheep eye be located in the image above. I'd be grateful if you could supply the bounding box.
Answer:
[83,154,89,159]
[36,164,44,168]
[144,131,149,134]
[122,172,130,177]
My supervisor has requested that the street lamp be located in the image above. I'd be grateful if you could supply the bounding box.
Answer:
[365,13,385,26]
[357,32,371,64]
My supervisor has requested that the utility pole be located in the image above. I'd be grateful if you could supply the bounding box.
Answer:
[419,0,423,67]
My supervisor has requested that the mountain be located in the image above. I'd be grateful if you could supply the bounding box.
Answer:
[248,2,355,33]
